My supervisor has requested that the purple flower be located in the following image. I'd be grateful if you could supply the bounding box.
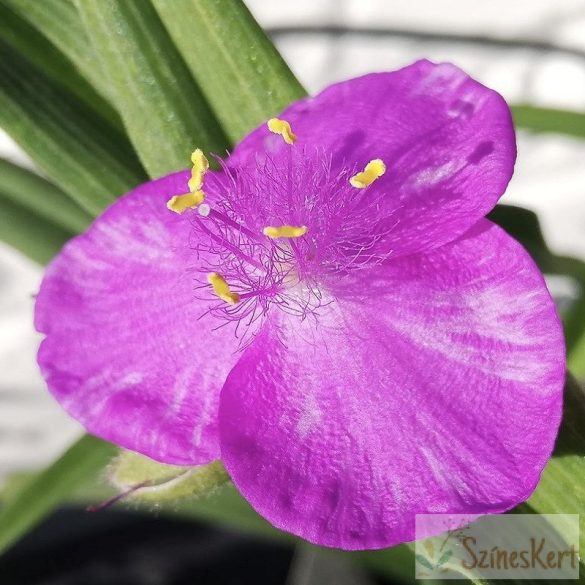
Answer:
[35,60,565,550]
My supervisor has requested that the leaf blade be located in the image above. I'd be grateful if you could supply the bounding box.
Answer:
[0,197,73,264]
[0,40,147,216]
[152,0,307,143]
[0,159,92,234]
[75,0,229,177]
[512,105,585,139]
[3,0,111,103]
[0,0,120,128]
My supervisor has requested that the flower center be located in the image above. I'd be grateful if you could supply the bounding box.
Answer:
[166,118,386,322]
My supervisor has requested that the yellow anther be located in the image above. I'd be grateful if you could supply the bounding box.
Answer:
[166,149,209,212]
[207,272,240,305]
[349,159,386,188]
[188,148,209,192]
[166,190,205,214]
[267,118,297,145]
[263,225,308,239]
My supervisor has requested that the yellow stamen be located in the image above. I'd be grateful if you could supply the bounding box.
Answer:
[188,148,209,192]
[262,225,308,239]
[267,118,297,145]
[349,159,386,188]
[166,149,209,211]
[207,272,240,305]
[166,190,205,214]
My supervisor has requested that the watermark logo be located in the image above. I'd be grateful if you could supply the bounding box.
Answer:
[415,514,579,580]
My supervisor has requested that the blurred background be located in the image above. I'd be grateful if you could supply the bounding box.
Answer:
[1,0,584,583]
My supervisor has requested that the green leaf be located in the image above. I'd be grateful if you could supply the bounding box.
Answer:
[3,0,111,103]
[567,318,585,378]
[0,435,116,554]
[0,159,92,234]
[0,197,72,264]
[0,0,120,128]
[0,40,147,216]
[151,0,307,144]
[488,204,585,281]
[109,451,229,504]
[75,0,229,177]
[512,105,585,139]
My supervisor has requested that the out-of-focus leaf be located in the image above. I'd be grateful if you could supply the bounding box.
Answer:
[567,317,585,378]
[0,40,147,216]
[0,197,72,264]
[152,0,306,144]
[512,105,585,139]
[75,0,229,177]
[0,159,92,234]
[488,205,585,278]
[559,286,585,376]
[0,435,116,554]
[3,0,110,102]
[0,1,119,128]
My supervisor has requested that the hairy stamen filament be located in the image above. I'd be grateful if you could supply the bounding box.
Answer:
[195,217,266,272]
[207,208,264,243]
[238,285,284,300]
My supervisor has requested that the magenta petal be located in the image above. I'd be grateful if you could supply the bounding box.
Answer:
[219,221,564,550]
[230,60,516,256]
[35,171,242,465]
